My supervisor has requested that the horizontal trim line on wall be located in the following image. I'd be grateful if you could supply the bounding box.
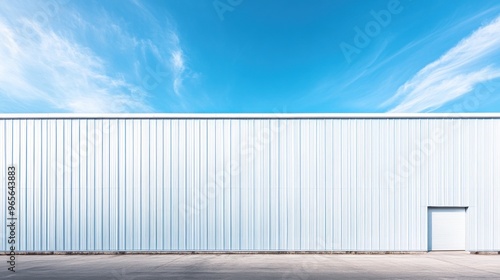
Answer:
[2,113,500,119]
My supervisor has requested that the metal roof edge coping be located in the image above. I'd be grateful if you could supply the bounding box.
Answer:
[1,113,500,119]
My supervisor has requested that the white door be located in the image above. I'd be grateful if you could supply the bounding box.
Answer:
[428,207,466,251]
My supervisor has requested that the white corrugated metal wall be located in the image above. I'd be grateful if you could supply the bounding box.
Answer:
[0,116,499,252]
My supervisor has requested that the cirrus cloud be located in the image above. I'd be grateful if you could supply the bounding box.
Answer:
[384,15,500,112]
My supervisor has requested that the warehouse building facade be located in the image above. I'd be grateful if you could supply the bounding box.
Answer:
[1,114,499,252]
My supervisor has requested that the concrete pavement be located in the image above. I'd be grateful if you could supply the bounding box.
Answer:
[1,252,499,279]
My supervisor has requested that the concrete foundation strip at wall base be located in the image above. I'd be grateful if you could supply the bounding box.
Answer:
[1,251,498,255]
[2,251,426,255]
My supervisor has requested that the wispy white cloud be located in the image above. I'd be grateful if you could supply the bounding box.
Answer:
[384,15,500,112]
[170,49,185,96]
[130,1,191,98]
[0,1,196,112]
[0,10,151,113]
[166,31,187,96]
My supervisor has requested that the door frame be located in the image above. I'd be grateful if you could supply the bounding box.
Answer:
[427,206,468,251]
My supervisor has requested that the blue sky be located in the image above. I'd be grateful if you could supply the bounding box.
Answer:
[1,0,500,113]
